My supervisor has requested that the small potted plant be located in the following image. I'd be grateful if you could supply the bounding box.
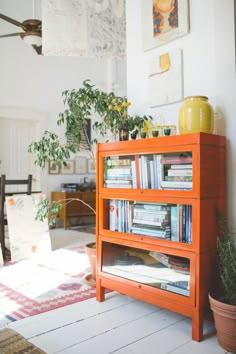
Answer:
[208,208,236,352]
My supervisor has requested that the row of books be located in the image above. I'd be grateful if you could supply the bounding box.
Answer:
[171,205,192,243]
[109,201,192,243]
[104,154,193,190]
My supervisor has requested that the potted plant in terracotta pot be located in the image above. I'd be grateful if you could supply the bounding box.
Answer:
[208,208,236,353]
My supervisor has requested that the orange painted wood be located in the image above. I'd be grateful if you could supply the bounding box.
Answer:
[96,132,226,342]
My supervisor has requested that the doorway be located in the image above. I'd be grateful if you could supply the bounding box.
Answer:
[0,117,41,192]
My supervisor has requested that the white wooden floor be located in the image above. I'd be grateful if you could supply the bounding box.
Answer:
[3,229,229,354]
[7,291,229,354]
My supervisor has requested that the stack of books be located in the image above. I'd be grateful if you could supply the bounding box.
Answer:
[131,202,171,239]
[160,155,193,189]
[105,158,132,188]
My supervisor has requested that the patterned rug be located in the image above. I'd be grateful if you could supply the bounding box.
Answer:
[0,246,96,328]
[0,328,45,353]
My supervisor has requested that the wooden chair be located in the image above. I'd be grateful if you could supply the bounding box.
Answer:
[0,174,32,260]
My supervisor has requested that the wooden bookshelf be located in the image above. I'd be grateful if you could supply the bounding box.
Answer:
[95,133,226,342]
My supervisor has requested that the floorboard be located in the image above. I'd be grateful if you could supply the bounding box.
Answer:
[8,293,228,354]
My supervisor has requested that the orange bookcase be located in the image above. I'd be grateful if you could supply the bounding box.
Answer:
[95,133,226,341]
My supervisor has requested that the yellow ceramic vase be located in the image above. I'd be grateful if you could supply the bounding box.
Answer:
[178,96,214,135]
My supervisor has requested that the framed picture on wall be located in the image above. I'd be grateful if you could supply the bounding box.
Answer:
[75,156,87,174]
[142,0,190,51]
[88,159,96,174]
[60,160,74,174]
[48,161,60,174]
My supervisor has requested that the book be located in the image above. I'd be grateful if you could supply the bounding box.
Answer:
[109,199,118,231]
[105,183,132,189]
[165,176,192,182]
[131,160,137,188]
[106,167,131,175]
[170,164,192,169]
[106,159,131,167]
[160,157,192,164]
[168,169,192,176]
[133,210,169,217]
[161,282,190,296]
[132,218,170,227]
[161,181,192,189]
[133,202,170,211]
[170,205,178,241]
[105,179,132,184]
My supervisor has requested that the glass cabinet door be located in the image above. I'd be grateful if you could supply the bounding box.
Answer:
[104,151,192,190]
[103,199,192,244]
[101,242,191,297]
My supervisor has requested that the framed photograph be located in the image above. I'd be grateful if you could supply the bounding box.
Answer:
[142,0,189,51]
[48,161,60,174]
[88,159,96,174]
[60,160,74,174]
[75,156,87,174]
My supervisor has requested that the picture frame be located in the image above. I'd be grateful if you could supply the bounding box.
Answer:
[142,0,189,51]
[88,159,96,174]
[60,160,74,174]
[74,156,87,174]
[48,161,60,174]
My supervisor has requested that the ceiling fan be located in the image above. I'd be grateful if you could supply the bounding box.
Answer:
[0,13,42,54]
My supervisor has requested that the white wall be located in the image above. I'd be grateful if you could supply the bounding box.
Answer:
[126,0,236,226]
[0,0,126,197]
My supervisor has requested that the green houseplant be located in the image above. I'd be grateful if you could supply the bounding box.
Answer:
[29,80,152,284]
[208,208,236,352]
[29,80,151,169]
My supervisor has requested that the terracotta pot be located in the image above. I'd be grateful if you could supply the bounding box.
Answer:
[85,242,96,283]
[209,293,236,353]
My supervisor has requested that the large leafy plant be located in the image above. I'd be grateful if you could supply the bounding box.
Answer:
[29,80,151,168]
[29,80,151,225]
[216,208,236,305]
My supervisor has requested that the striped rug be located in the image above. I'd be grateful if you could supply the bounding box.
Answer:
[0,328,45,353]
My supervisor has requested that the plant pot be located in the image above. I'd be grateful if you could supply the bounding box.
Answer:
[209,292,236,353]
[119,129,129,141]
[85,242,96,287]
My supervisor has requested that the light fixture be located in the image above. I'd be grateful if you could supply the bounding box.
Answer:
[20,31,42,47]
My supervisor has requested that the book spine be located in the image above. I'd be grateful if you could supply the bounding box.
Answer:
[132,219,170,227]
[105,179,132,184]
[160,157,192,164]
[161,181,192,189]
[134,202,170,211]
[107,159,131,167]
[109,199,118,231]
[161,283,190,296]
[135,155,141,189]
[106,168,131,175]
[131,160,137,188]
[168,169,192,176]
[170,164,192,169]
[165,176,192,182]
[105,184,132,189]
[170,205,178,241]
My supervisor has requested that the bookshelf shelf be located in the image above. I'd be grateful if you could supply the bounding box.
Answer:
[95,133,226,342]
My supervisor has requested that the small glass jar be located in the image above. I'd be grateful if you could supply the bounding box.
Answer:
[178,96,214,135]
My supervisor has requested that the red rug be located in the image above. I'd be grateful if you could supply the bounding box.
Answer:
[0,246,96,327]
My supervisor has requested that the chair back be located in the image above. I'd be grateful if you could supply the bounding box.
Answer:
[0,174,33,260]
